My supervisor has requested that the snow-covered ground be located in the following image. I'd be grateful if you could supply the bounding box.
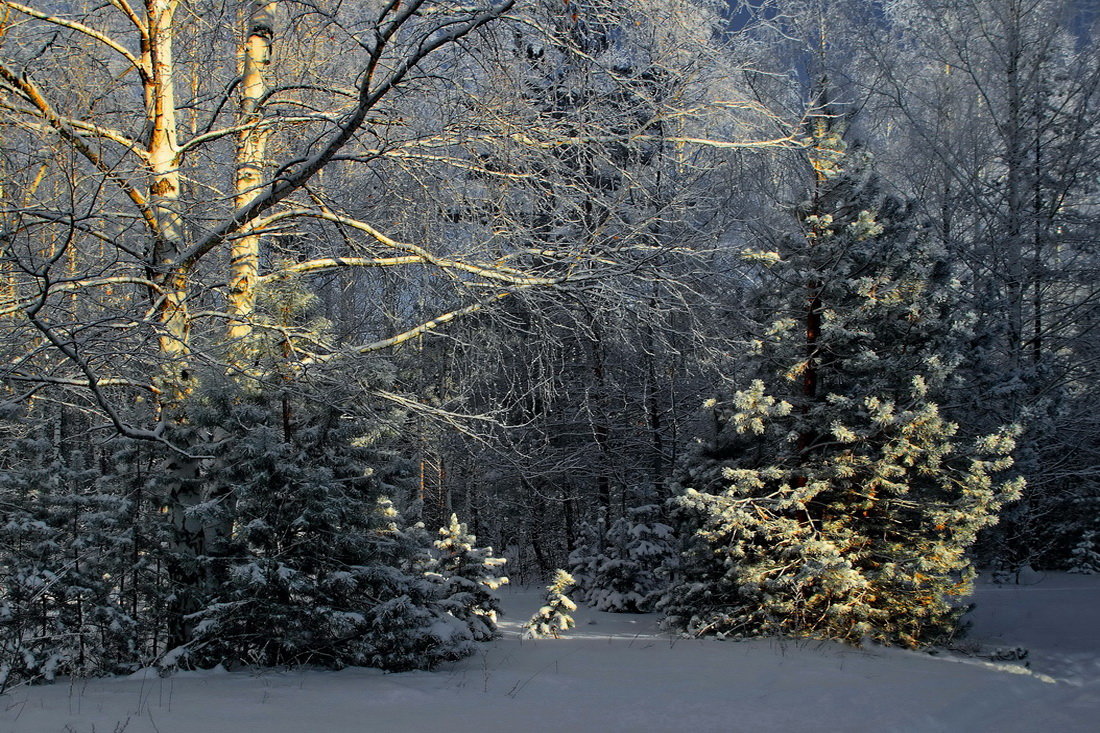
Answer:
[3,573,1098,733]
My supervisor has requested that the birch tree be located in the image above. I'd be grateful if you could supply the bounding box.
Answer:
[0,0,529,655]
[0,0,804,664]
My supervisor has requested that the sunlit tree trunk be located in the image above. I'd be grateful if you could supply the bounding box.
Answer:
[143,1,190,396]
[228,1,277,354]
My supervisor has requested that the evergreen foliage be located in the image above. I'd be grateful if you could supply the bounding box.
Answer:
[432,514,509,641]
[523,570,577,639]
[566,521,602,604]
[585,505,676,613]
[0,274,492,681]
[0,431,137,689]
[662,122,1024,648]
[175,279,477,671]
[177,379,478,671]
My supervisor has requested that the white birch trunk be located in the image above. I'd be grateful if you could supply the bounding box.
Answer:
[228,1,277,353]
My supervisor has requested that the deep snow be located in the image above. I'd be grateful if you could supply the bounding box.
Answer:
[3,573,1098,733]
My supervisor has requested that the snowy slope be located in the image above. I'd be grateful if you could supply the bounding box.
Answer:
[3,574,1098,733]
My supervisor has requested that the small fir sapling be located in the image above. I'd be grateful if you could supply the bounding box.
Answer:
[1070,531,1100,574]
[523,570,577,639]
[433,514,509,640]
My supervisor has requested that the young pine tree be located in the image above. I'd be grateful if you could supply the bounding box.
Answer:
[432,514,509,641]
[662,119,1024,648]
[523,570,577,639]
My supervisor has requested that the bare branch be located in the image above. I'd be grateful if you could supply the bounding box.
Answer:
[18,277,198,456]
[4,374,159,394]
[105,0,146,38]
[177,0,517,271]
[0,0,147,76]
[0,62,158,234]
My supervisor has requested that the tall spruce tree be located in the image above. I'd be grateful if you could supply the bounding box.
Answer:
[661,117,1024,648]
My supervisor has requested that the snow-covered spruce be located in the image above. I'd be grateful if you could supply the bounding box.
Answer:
[0,430,138,689]
[179,382,478,672]
[567,521,602,604]
[368,500,479,671]
[523,570,577,639]
[585,505,676,613]
[661,119,1024,648]
[432,513,509,641]
[177,278,477,672]
[1065,477,1100,574]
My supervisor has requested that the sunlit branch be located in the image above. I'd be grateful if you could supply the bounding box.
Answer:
[253,208,560,286]
[0,63,158,235]
[256,255,424,282]
[4,374,159,394]
[177,116,319,156]
[302,291,516,365]
[0,276,162,317]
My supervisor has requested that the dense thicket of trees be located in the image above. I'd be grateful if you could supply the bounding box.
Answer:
[0,0,1096,684]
